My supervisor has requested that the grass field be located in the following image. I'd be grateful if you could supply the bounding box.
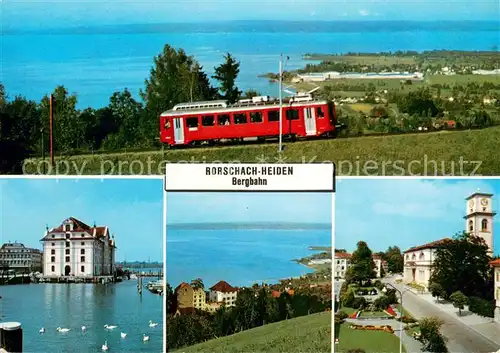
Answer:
[173,312,331,353]
[336,323,405,353]
[24,126,500,175]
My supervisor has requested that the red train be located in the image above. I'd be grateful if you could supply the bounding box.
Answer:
[159,94,337,147]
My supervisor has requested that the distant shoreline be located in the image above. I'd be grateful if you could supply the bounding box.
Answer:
[167,222,331,230]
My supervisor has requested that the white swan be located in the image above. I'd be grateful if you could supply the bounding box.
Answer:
[102,341,108,351]
[143,334,149,342]
[104,324,117,330]
[148,320,158,328]
[120,332,127,339]
[81,326,86,331]
[56,327,70,333]
[39,327,45,334]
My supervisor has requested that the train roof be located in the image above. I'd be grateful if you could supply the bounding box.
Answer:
[161,97,329,117]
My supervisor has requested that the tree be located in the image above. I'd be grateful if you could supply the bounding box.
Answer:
[418,316,449,353]
[166,283,177,314]
[142,45,217,140]
[213,53,242,103]
[398,87,441,117]
[428,282,446,303]
[345,241,376,285]
[384,246,404,273]
[429,232,493,299]
[449,291,468,316]
[190,278,204,290]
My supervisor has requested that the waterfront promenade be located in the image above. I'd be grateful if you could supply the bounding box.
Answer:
[0,280,163,352]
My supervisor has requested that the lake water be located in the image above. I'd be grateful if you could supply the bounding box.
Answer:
[166,227,331,289]
[1,21,498,109]
[0,280,163,353]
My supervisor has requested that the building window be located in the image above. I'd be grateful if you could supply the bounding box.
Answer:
[81,249,85,255]
[81,265,85,272]
[51,265,55,272]
[81,256,85,262]
[65,225,70,231]
[412,254,416,260]
[51,249,55,255]
[419,253,425,260]
[481,219,488,231]
[81,242,85,246]
[65,249,70,255]
[51,242,55,246]
[469,220,473,232]
[65,256,70,262]
[51,256,55,263]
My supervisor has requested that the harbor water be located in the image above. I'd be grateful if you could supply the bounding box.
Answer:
[0,280,163,352]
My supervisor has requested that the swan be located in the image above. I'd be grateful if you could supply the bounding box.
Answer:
[81,326,86,331]
[39,327,45,334]
[143,334,149,342]
[120,332,127,339]
[104,324,117,330]
[102,341,108,351]
[148,320,158,328]
[56,327,70,332]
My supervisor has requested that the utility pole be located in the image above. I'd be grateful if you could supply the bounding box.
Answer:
[49,94,54,167]
[278,54,283,153]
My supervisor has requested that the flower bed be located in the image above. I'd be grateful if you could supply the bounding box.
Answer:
[348,310,361,319]
[349,324,394,334]
[385,306,397,317]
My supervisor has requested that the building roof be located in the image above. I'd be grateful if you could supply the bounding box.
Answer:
[404,238,453,253]
[465,192,493,200]
[42,217,115,247]
[210,280,237,293]
[334,252,352,259]
[489,259,500,267]
[175,282,192,292]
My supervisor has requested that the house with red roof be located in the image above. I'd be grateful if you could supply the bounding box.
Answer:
[403,191,495,291]
[209,280,238,307]
[334,251,387,280]
[40,217,116,278]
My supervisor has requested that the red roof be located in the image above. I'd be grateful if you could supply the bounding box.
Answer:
[175,282,192,292]
[489,259,500,267]
[335,252,352,259]
[271,290,281,298]
[42,217,114,246]
[210,280,237,293]
[404,238,453,253]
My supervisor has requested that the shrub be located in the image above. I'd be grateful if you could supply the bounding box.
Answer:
[343,290,356,308]
[337,311,349,320]
[373,295,391,311]
[468,297,495,318]
[351,297,366,309]
[396,315,416,323]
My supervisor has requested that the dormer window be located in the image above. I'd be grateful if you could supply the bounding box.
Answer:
[65,233,71,239]
[65,224,70,231]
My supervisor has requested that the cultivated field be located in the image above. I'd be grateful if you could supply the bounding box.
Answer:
[24,126,500,176]
[173,311,331,353]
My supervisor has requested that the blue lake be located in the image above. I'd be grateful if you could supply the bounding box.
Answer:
[166,227,331,289]
[1,21,498,109]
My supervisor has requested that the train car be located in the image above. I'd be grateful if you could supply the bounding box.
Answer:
[159,94,337,147]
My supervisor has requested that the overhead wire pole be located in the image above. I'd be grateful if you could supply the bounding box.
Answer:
[278,54,283,153]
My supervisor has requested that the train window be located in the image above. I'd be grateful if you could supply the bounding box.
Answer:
[316,107,325,119]
[267,110,279,122]
[250,111,263,123]
[202,115,215,126]
[234,113,247,124]
[186,117,199,128]
[286,109,299,120]
[218,114,231,126]
[164,120,171,129]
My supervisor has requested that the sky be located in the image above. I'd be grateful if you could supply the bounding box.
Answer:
[166,192,332,224]
[0,178,163,262]
[2,0,499,30]
[336,178,500,257]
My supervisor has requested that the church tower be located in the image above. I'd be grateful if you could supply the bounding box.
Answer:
[464,191,496,256]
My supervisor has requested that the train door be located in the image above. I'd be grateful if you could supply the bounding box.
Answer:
[173,118,184,144]
[304,107,317,136]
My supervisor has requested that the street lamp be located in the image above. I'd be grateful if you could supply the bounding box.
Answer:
[278,54,290,153]
[384,283,411,353]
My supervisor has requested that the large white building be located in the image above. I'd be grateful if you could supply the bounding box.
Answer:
[40,217,116,277]
[403,191,496,290]
[491,259,500,323]
[334,251,387,280]
[209,280,238,307]
[0,242,43,273]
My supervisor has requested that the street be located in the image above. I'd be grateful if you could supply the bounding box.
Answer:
[387,280,499,353]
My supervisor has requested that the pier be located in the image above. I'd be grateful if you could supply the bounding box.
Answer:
[39,275,115,284]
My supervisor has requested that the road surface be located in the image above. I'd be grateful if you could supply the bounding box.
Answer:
[388,280,499,353]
